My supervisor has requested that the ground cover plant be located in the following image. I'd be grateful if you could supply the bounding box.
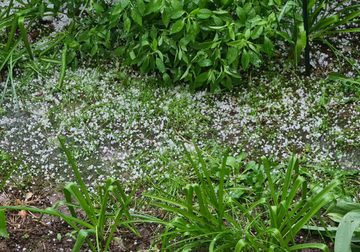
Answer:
[0,0,360,251]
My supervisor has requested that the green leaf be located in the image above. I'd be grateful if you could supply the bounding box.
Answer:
[0,210,9,238]
[163,73,170,84]
[310,14,340,34]
[93,3,104,13]
[236,6,246,23]
[227,46,238,64]
[171,10,185,19]
[276,30,293,44]
[194,71,209,83]
[114,46,126,56]
[144,0,162,15]
[131,9,142,26]
[245,28,251,40]
[140,56,149,73]
[243,2,252,13]
[198,58,213,67]
[171,19,185,34]
[162,7,171,28]
[156,57,165,73]
[150,25,157,40]
[66,50,75,64]
[39,3,45,18]
[198,0,206,8]
[121,0,130,10]
[229,26,235,40]
[78,31,90,42]
[294,37,302,66]
[124,17,131,32]
[241,49,250,70]
[263,36,274,56]
[197,9,213,19]
[248,49,261,67]
[90,44,98,56]
[136,0,146,16]
[251,26,263,40]
[227,39,246,49]
[193,21,200,34]
[171,0,183,11]
[299,24,306,49]
[112,4,122,15]
[151,39,158,50]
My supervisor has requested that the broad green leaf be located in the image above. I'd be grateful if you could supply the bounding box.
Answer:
[124,17,131,32]
[198,58,213,67]
[171,19,185,34]
[156,57,165,73]
[198,0,206,8]
[193,21,200,34]
[163,73,170,84]
[114,46,126,56]
[66,50,75,64]
[112,4,122,15]
[197,9,213,19]
[162,7,171,27]
[130,50,136,60]
[263,36,274,56]
[171,0,183,11]
[245,28,251,40]
[78,31,90,42]
[276,31,293,44]
[90,44,98,56]
[249,49,261,67]
[236,6,246,23]
[121,0,130,10]
[277,0,296,22]
[150,25,157,40]
[195,71,209,83]
[241,49,250,70]
[151,39,158,50]
[226,46,238,64]
[213,16,223,26]
[171,10,185,19]
[251,26,263,40]
[144,0,162,15]
[243,2,252,14]
[137,0,146,16]
[93,3,104,13]
[131,9,142,26]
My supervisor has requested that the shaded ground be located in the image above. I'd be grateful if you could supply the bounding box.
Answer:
[0,181,160,252]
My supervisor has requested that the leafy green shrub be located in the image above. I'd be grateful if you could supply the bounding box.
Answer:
[0,136,139,252]
[108,0,289,92]
[1,0,291,94]
[144,144,340,251]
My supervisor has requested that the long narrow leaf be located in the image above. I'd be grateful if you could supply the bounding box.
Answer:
[18,16,33,60]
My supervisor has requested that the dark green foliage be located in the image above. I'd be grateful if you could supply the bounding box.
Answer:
[109,0,282,92]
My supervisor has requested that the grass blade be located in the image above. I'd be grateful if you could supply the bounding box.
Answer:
[0,209,9,238]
